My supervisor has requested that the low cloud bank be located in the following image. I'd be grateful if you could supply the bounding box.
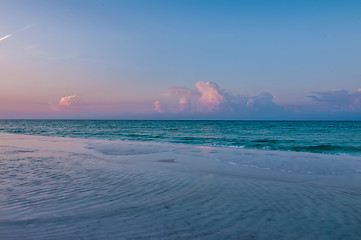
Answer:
[154,81,282,117]
[307,89,361,111]
[154,82,361,119]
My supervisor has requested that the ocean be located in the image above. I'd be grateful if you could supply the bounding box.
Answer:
[0,120,360,156]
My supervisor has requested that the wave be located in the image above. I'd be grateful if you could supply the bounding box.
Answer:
[290,145,361,154]
[0,120,360,157]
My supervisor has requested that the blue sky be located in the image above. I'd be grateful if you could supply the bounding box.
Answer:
[1,0,361,119]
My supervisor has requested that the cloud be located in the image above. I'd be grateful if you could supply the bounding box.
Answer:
[246,92,281,112]
[49,95,80,111]
[59,95,78,106]
[154,81,281,116]
[0,35,12,41]
[153,100,164,113]
[179,97,190,111]
[195,81,223,112]
[307,89,361,111]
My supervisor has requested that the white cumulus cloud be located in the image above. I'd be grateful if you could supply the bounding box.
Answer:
[59,95,78,106]
[195,81,223,112]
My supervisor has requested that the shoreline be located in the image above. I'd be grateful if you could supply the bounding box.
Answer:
[1,132,361,186]
[1,133,361,239]
[1,131,361,158]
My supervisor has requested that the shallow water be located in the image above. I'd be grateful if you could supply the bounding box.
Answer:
[0,120,361,156]
[1,134,361,239]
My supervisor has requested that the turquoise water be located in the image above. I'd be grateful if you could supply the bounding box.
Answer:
[0,120,361,156]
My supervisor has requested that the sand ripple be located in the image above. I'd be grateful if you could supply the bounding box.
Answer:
[1,144,361,240]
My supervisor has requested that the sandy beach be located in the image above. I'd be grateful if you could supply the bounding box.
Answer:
[1,133,361,239]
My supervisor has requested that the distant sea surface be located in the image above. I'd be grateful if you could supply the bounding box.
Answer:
[0,120,360,156]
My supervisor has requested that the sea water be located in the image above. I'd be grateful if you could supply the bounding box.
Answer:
[0,120,360,156]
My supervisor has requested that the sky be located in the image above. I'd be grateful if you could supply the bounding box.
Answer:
[1,0,361,120]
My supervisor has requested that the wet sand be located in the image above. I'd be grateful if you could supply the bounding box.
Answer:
[1,133,361,239]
